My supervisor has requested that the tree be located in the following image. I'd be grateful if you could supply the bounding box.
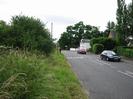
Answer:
[106,21,115,33]
[58,21,102,49]
[116,0,133,45]
[0,15,54,55]
[127,2,133,37]
[58,32,71,49]
[0,20,11,45]
[116,0,126,45]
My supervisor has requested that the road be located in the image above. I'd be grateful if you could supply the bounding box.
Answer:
[63,50,133,99]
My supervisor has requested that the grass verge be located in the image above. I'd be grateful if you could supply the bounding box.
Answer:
[0,50,88,99]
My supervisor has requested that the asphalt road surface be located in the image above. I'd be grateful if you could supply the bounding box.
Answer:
[63,50,133,99]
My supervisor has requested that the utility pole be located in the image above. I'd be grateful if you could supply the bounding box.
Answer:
[50,22,53,38]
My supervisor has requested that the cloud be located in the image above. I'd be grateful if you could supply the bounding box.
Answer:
[0,0,6,5]
[44,15,78,25]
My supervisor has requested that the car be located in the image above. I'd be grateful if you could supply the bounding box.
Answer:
[100,50,121,62]
[77,47,87,54]
[70,48,76,51]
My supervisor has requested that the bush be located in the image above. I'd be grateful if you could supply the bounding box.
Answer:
[90,37,104,47]
[117,46,133,58]
[90,37,116,50]
[93,44,104,54]
[103,38,116,50]
[0,15,54,55]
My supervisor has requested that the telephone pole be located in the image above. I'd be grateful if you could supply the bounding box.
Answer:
[50,22,53,38]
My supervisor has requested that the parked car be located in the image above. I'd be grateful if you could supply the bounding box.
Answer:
[70,48,76,51]
[77,47,87,54]
[100,50,121,62]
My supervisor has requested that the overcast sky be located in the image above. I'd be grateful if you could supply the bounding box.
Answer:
[0,0,131,39]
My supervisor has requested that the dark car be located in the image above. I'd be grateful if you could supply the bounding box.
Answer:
[77,47,87,54]
[100,50,121,62]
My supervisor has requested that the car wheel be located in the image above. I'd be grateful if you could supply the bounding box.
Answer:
[118,59,121,62]
[103,57,106,61]
[100,56,103,60]
[106,57,109,61]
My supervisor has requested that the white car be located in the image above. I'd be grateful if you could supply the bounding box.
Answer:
[70,48,76,51]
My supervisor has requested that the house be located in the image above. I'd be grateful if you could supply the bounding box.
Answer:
[126,36,133,47]
[80,39,90,50]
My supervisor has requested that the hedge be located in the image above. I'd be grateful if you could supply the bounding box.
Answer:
[93,44,104,54]
[90,37,116,50]
[117,46,133,58]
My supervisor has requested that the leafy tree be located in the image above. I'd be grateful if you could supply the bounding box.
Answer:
[58,21,102,49]
[116,0,133,45]
[115,1,133,56]
[106,21,116,33]
[0,20,11,45]
[58,32,71,49]
[116,0,126,45]
[127,2,133,37]
[0,15,54,55]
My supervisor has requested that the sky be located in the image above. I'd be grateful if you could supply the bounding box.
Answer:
[0,0,132,40]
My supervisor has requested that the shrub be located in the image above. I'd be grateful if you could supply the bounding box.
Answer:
[90,37,116,50]
[103,38,116,50]
[93,44,104,54]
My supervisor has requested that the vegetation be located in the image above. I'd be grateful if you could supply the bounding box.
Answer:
[58,21,107,49]
[90,37,116,50]
[104,21,116,35]
[0,15,88,99]
[111,0,133,58]
[0,15,54,55]
[0,49,87,99]
[117,46,133,58]
[116,0,133,46]
[92,44,104,54]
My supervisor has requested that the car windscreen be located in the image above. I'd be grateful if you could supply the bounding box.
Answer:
[107,51,116,56]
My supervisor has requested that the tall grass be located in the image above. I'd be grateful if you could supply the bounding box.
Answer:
[0,50,87,99]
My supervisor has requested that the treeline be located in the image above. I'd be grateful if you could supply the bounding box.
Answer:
[0,15,54,55]
[58,21,108,49]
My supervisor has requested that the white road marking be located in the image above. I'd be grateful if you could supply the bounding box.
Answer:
[95,59,118,69]
[96,59,111,66]
[126,71,133,75]
[117,70,133,78]
[67,56,84,59]
[90,59,104,66]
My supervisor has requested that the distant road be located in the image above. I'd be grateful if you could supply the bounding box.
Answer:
[63,50,133,99]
